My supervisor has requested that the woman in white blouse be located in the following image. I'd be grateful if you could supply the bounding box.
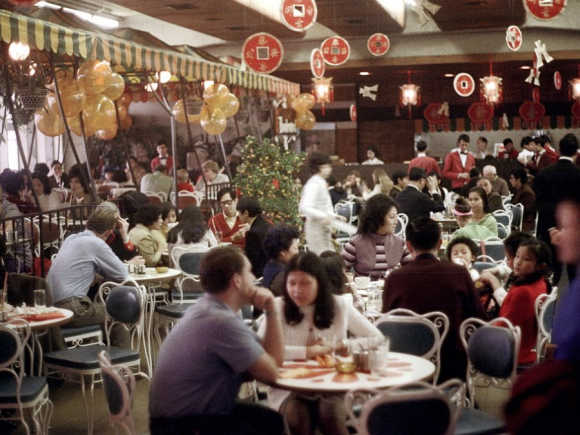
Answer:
[31,173,61,212]
[258,251,382,435]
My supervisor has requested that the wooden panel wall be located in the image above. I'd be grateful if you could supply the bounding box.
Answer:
[358,120,415,164]
[334,124,357,162]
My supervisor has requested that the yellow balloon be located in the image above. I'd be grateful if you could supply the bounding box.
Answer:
[172,100,202,124]
[66,115,84,137]
[35,94,64,137]
[59,80,86,118]
[203,83,229,101]
[116,104,128,121]
[82,95,117,136]
[103,73,125,101]
[220,93,240,118]
[201,107,227,135]
[119,92,132,106]
[77,60,113,96]
[95,124,118,140]
[292,93,316,112]
[295,109,316,130]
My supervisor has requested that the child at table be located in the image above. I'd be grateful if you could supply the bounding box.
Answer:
[481,239,551,365]
[257,252,382,435]
[445,236,480,281]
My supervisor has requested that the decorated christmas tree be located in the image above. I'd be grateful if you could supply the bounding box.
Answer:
[234,136,306,229]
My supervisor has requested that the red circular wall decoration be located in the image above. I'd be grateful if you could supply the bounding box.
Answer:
[310,48,325,79]
[320,36,350,66]
[281,0,318,32]
[505,25,523,51]
[242,33,284,74]
[554,71,562,90]
[453,73,475,97]
[367,33,390,57]
[524,0,566,20]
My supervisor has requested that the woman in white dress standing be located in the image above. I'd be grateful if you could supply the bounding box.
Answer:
[299,153,340,254]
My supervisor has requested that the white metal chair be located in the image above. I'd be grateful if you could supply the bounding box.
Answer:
[98,350,137,435]
[476,239,506,263]
[460,317,521,422]
[345,379,464,435]
[496,222,509,240]
[534,292,557,363]
[44,280,149,435]
[375,308,449,384]
[505,203,524,232]
[0,319,53,435]
[492,210,511,233]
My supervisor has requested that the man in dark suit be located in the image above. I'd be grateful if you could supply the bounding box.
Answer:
[395,167,445,223]
[533,133,580,285]
[509,167,536,233]
[443,134,476,191]
[237,197,272,277]
[382,218,485,382]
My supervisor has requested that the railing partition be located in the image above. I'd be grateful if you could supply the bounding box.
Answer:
[1,203,99,277]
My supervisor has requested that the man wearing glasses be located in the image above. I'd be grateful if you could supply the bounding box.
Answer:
[208,187,248,248]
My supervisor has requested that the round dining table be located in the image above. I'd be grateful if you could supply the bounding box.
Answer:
[275,352,435,393]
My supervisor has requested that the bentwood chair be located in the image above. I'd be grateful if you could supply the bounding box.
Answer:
[345,379,465,435]
[0,319,53,435]
[44,281,149,435]
[457,317,521,434]
[98,350,137,435]
[375,308,449,384]
[534,292,557,362]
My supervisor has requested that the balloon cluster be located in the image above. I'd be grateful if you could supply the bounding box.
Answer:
[291,93,316,130]
[35,60,131,140]
[172,83,240,135]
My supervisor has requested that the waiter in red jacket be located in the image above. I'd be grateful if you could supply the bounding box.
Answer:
[443,134,476,192]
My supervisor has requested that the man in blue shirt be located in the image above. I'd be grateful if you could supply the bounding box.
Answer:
[149,246,284,435]
[551,194,580,361]
[48,206,138,338]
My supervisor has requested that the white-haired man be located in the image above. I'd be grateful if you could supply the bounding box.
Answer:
[482,165,510,196]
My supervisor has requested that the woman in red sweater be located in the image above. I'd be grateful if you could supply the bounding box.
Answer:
[499,239,552,365]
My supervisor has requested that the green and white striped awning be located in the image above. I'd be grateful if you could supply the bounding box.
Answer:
[0,8,300,96]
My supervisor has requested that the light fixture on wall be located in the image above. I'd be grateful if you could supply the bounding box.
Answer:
[570,78,580,100]
[9,42,30,61]
[400,84,420,106]
[480,63,502,105]
[312,76,333,115]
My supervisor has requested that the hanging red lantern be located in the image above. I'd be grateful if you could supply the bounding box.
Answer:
[480,75,503,104]
[467,102,494,130]
[519,101,546,130]
[312,76,333,115]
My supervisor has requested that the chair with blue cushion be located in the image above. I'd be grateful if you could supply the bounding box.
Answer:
[0,319,53,435]
[375,308,449,384]
[496,223,508,240]
[478,240,505,263]
[98,350,137,435]
[345,379,464,435]
[44,280,148,435]
[534,292,557,362]
[492,211,511,232]
[170,248,207,302]
[457,317,521,434]
[506,203,524,232]
[472,262,496,274]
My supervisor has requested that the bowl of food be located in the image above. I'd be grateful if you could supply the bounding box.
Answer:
[155,266,168,274]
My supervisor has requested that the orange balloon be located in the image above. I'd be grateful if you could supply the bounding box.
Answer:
[77,60,113,96]
[82,95,117,136]
[66,115,84,137]
[35,94,64,137]
[103,73,125,101]
[116,104,128,121]
[201,107,227,135]
[292,93,316,112]
[295,109,316,130]
[59,80,86,118]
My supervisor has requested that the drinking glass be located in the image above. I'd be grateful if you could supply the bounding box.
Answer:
[334,338,356,374]
[369,338,390,376]
[34,289,46,308]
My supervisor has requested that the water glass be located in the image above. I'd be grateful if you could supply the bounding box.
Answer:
[369,338,390,376]
[334,338,356,374]
[34,289,46,308]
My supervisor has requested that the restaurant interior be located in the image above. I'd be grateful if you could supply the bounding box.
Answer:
[0,0,579,434]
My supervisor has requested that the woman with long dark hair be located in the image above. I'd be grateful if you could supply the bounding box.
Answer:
[167,205,217,264]
[468,186,498,237]
[258,251,381,435]
[342,194,407,278]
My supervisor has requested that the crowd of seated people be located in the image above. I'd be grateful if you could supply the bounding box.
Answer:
[1,131,580,435]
